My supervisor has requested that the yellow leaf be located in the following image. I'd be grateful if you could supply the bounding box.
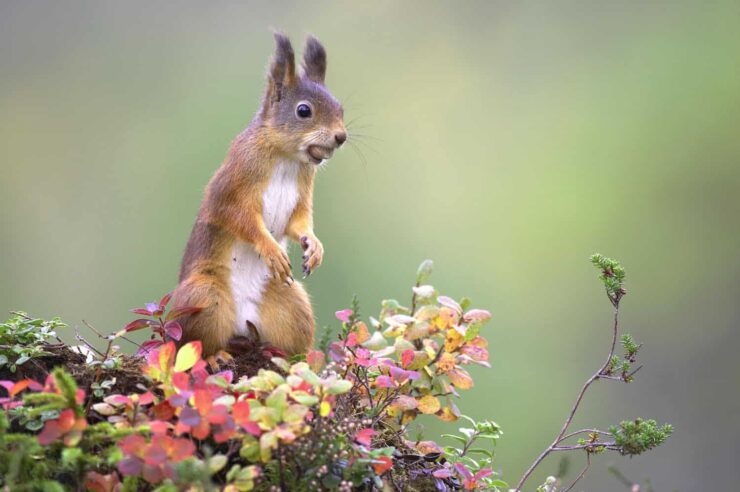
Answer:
[434,307,457,330]
[174,341,202,372]
[401,410,417,425]
[444,328,464,353]
[319,400,331,417]
[418,394,441,414]
[437,406,460,422]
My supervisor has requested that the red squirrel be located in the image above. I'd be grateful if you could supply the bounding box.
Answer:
[173,33,345,357]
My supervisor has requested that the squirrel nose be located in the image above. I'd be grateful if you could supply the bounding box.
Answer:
[334,132,347,146]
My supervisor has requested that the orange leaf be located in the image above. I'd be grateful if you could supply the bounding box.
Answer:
[159,342,176,371]
[373,456,393,475]
[174,341,202,372]
[353,322,370,344]
[447,367,474,389]
[437,352,456,373]
[306,350,325,373]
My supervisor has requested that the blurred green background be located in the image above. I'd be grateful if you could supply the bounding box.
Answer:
[2,1,739,489]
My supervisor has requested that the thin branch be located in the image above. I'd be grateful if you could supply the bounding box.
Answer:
[514,305,620,491]
[556,429,611,444]
[73,326,106,357]
[552,443,617,451]
[562,453,591,492]
[83,319,141,348]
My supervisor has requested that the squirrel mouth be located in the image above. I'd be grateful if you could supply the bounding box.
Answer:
[307,145,334,164]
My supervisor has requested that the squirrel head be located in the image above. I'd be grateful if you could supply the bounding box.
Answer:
[259,33,346,166]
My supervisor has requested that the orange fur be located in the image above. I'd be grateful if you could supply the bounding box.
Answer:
[173,34,345,357]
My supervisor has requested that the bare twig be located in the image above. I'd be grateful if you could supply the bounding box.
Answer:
[556,429,611,444]
[74,326,106,357]
[562,453,591,492]
[515,305,621,491]
[83,319,141,348]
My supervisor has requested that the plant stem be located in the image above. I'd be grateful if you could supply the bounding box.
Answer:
[562,453,591,492]
[514,305,620,491]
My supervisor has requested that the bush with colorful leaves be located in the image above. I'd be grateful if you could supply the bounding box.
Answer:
[0,261,504,491]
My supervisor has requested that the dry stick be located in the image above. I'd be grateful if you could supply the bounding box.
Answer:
[514,305,621,491]
[74,326,106,357]
[80,320,116,414]
[83,319,141,348]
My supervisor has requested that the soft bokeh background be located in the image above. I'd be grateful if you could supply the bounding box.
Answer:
[2,1,738,489]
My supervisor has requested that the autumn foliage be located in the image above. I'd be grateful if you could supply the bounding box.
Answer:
[0,261,504,491]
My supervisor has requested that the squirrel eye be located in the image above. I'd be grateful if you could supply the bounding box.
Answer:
[296,103,312,119]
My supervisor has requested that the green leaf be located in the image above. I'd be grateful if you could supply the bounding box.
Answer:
[208,455,228,473]
[468,448,494,458]
[325,379,352,395]
[441,434,468,446]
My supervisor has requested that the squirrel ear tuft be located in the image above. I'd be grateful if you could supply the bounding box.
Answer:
[267,32,296,103]
[302,35,327,84]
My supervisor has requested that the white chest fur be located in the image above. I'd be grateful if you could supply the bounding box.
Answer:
[229,160,300,334]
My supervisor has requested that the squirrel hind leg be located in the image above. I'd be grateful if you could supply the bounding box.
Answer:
[257,279,315,357]
[174,273,235,357]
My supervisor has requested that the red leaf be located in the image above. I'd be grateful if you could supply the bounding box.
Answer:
[131,308,155,316]
[192,420,210,440]
[143,443,167,466]
[401,349,414,369]
[454,462,473,480]
[169,438,196,461]
[172,371,191,392]
[138,392,155,405]
[158,292,173,309]
[241,420,262,436]
[124,319,152,333]
[137,340,164,357]
[38,420,62,445]
[120,434,146,455]
[164,321,182,341]
[345,332,358,347]
[194,390,213,415]
[152,401,175,421]
[306,350,325,373]
[207,405,228,425]
[117,457,143,476]
[56,408,76,433]
[84,472,121,492]
[149,420,170,435]
[355,428,375,447]
[232,400,250,424]
[142,463,164,484]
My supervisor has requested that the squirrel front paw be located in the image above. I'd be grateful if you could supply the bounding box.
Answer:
[300,234,324,277]
[256,240,293,284]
